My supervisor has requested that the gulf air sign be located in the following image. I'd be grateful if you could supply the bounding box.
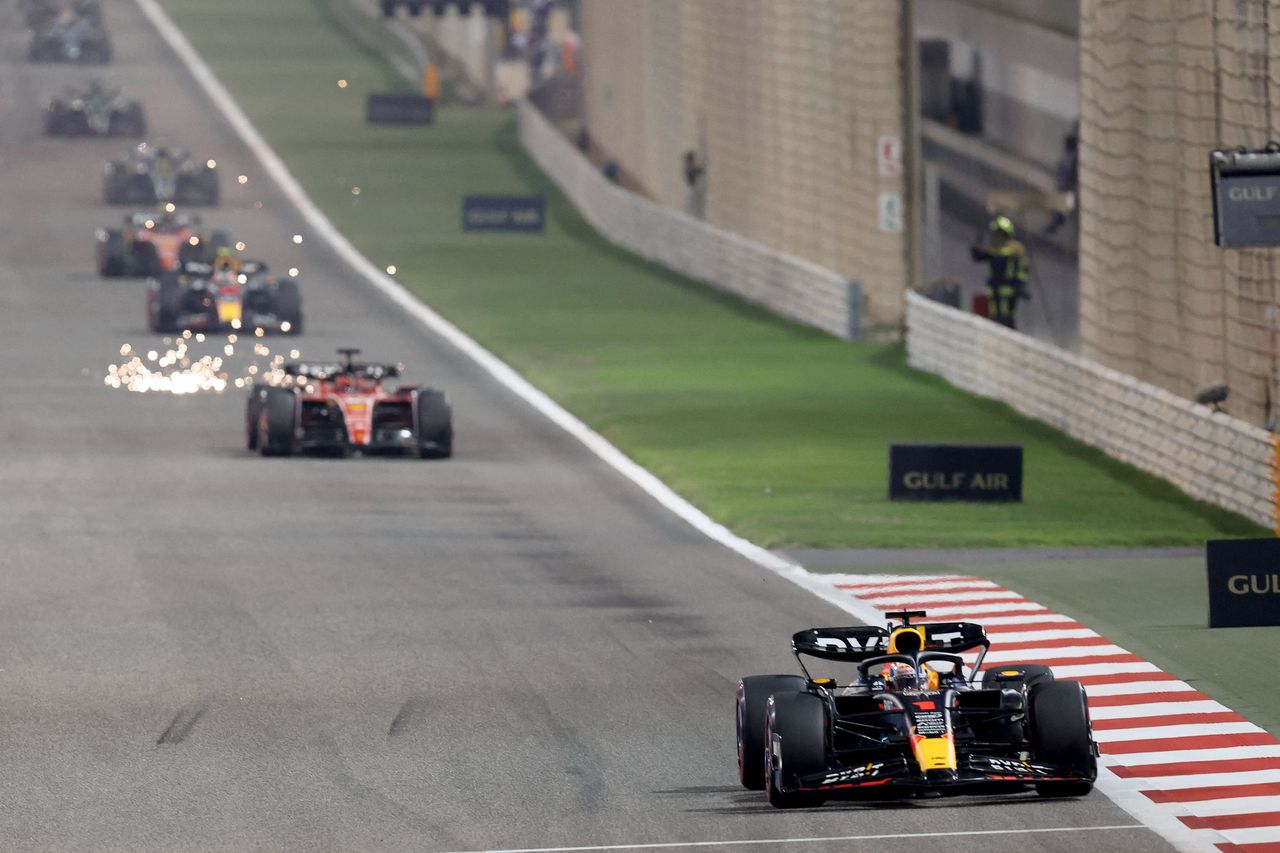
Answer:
[1206,538,1280,628]
[888,444,1022,503]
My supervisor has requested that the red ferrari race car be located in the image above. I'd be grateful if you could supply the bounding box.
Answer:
[245,348,452,459]
[96,211,226,277]
[736,611,1097,807]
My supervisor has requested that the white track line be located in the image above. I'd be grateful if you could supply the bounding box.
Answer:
[1090,701,1230,722]
[1049,661,1163,679]
[425,825,1149,853]
[1129,769,1280,791]
[1182,795,1280,816]
[1222,826,1280,844]
[1104,745,1280,766]
[1093,722,1264,743]
[128,7,1231,852]
[1084,680,1195,697]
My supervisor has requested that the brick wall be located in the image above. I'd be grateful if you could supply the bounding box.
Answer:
[908,293,1274,527]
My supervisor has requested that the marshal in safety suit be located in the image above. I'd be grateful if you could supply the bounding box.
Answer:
[970,215,1030,329]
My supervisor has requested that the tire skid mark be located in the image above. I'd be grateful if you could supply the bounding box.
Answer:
[156,703,206,746]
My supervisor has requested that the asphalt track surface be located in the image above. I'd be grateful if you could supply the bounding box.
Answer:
[0,2,1176,851]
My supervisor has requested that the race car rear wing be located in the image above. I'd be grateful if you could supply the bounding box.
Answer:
[793,620,991,682]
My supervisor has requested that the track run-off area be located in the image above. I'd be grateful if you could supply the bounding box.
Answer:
[0,0,1262,851]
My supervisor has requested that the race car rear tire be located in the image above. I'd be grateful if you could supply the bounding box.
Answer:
[44,106,68,135]
[982,664,1054,691]
[258,387,298,457]
[765,692,827,809]
[97,230,126,277]
[132,241,160,277]
[1030,680,1096,798]
[737,675,807,790]
[109,104,146,137]
[149,273,183,333]
[417,389,452,459]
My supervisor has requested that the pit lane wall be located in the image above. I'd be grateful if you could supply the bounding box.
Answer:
[517,99,860,341]
[907,292,1276,528]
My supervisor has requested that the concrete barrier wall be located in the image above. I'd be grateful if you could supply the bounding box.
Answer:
[518,99,860,341]
[907,292,1275,527]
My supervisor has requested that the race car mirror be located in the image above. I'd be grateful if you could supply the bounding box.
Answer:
[1206,537,1280,627]
[1211,145,1280,247]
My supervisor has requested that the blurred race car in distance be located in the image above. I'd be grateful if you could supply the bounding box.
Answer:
[28,15,110,63]
[104,141,219,206]
[97,212,226,278]
[246,348,453,459]
[736,610,1097,808]
[21,0,101,30]
[148,253,301,335]
[46,81,145,137]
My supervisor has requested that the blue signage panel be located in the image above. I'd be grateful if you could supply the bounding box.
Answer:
[365,93,434,125]
[1206,538,1280,628]
[462,195,546,232]
[888,444,1023,502]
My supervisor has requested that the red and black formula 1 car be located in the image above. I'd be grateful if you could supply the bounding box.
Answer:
[245,349,452,459]
[736,611,1097,807]
[96,211,225,277]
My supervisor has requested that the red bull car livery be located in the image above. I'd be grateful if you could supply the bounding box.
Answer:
[736,610,1097,807]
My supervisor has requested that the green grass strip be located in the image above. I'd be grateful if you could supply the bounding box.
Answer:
[157,0,1266,547]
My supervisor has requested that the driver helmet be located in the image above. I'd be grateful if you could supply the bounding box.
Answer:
[989,214,1016,238]
[883,662,919,692]
[213,246,240,274]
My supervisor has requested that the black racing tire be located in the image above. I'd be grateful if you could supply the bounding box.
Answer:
[982,664,1055,691]
[97,229,126,277]
[736,675,806,790]
[258,387,298,457]
[273,278,303,335]
[109,104,146,137]
[245,384,267,450]
[1030,680,1096,798]
[765,692,827,809]
[149,273,183,332]
[417,389,453,459]
[380,0,396,16]
[103,166,130,205]
[201,169,220,206]
[132,241,160,277]
[44,106,67,135]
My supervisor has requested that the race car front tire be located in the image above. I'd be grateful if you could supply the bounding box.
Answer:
[736,674,807,790]
[258,388,298,457]
[245,384,267,450]
[765,692,827,809]
[1030,680,1096,798]
[417,389,452,459]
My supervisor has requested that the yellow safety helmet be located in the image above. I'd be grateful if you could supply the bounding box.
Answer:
[989,215,1016,237]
